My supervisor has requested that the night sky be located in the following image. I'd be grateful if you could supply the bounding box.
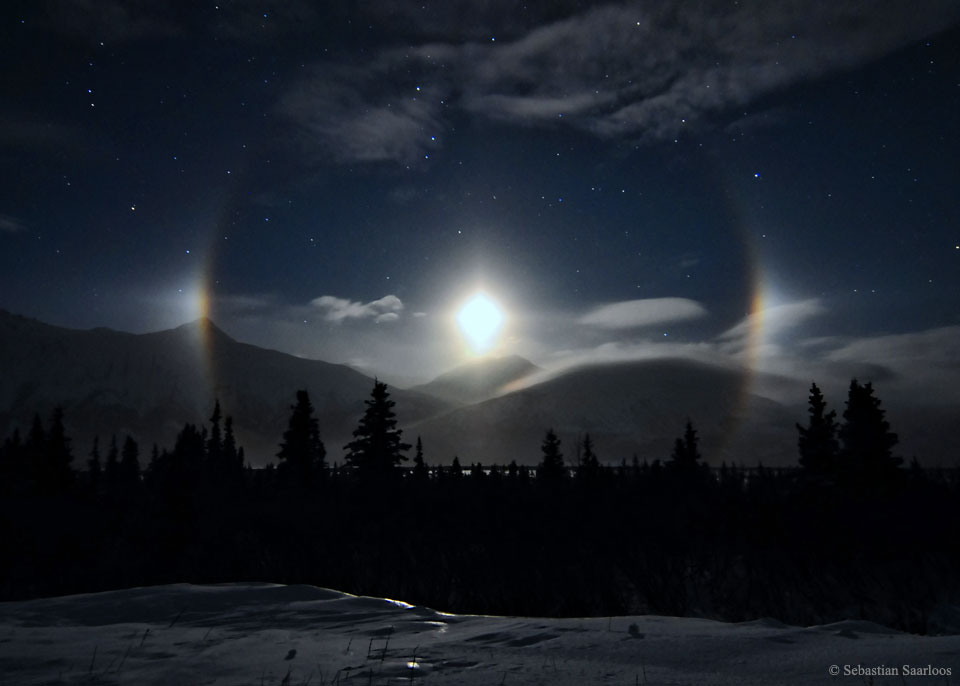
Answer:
[3,1,959,393]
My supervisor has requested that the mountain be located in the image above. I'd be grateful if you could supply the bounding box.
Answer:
[409,358,800,467]
[0,310,449,465]
[409,354,541,405]
[4,310,947,470]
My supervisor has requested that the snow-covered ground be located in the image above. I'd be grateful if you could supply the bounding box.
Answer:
[1,583,957,685]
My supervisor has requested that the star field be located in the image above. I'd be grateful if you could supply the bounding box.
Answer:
[1,1,959,389]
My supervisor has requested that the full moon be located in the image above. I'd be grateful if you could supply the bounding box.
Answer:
[456,293,504,353]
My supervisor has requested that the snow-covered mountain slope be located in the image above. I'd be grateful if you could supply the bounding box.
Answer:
[0,584,956,685]
[410,358,800,466]
[0,310,449,465]
[410,354,541,405]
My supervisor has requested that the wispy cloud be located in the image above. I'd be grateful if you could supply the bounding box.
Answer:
[718,299,826,352]
[277,1,960,164]
[278,55,450,166]
[824,327,960,402]
[0,214,26,234]
[579,298,707,330]
[311,294,404,323]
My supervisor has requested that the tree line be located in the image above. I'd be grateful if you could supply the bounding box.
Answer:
[0,377,957,633]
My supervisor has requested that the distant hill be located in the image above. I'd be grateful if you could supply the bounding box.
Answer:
[409,358,800,467]
[0,310,450,465]
[2,310,951,470]
[409,354,541,405]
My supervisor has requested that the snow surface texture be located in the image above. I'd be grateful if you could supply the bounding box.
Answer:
[0,584,957,685]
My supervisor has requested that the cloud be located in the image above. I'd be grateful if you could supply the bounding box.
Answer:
[824,327,960,402]
[39,0,182,42]
[277,1,960,164]
[826,326,960,369]
[278,56,450,166]
[0,214,26,234]
[718,299,826,352]
[311,294,404,323]
[579,298,707,329]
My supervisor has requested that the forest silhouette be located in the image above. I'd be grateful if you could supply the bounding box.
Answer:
[1,378,957,634]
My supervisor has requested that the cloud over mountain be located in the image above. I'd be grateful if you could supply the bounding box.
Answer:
[579,298,707,330]
[311,294,404,323]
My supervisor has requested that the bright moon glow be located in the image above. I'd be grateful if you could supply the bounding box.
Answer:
[457,293,504,353]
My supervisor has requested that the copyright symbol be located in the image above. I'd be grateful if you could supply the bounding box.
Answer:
[829,665,840,676]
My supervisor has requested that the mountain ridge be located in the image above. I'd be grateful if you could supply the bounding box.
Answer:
[410,353,542,405]
[0,310,450,465]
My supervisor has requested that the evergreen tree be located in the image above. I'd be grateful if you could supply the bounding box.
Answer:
[223,415,240,472]
[839,379,901,478]
[43,406,73,490]
[344,380,410,479]
[277,390,327,483]
[537,428,565,482]
[518,464,531,483]
[576,433,601,483]
[668,420,704,476]
[0,428,24,490]
[148,424,204,495]
[412,436,428,481]
[120,434,140,485]
[450,455,463,479]
[470,461,485,480]
[87,436,102,489]
[24,413,46,486]
[105,435,120,489]
[796,382,838,475]
[207,399,223,467]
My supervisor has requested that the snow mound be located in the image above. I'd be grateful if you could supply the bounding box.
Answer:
[0,584,957,685]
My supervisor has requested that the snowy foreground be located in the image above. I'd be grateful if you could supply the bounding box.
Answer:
[1,584,958,685]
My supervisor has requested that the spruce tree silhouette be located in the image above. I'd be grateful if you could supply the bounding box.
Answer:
[120,435,140,485]
[277,390,327,484]
[43,406,73,491]
[165,423,205,486]
[667,420,707,485]
[470,461,485,480]
[450,455,463,479]
[223,415,241,473]
[796,382,839,476]
[104,435,120,492]
[0,428,24,492]
[207,399,223,468]
[148,444,160,474]
[344,380,410,480]
[87,436,102,490]
[412,436,428,481]
[24,413,46,489]
[576,433,601,483]
[839,379,901,482]
[538,428,565,482]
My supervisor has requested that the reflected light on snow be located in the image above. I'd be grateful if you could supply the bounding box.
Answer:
[384,598,414,609]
